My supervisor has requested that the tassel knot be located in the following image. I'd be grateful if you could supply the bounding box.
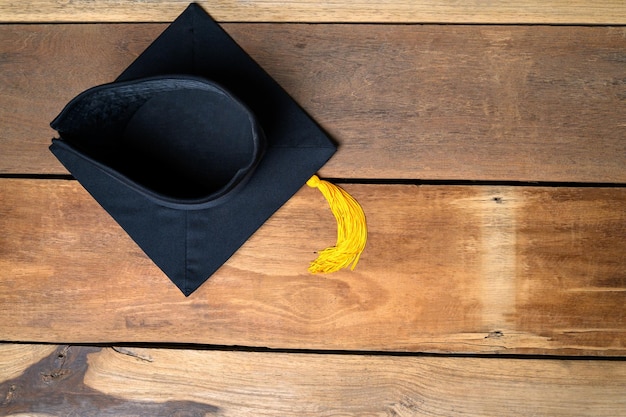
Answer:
[306,175,367,273]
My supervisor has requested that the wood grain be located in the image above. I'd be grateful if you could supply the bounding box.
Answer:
[1,1,625,24]
[2,24,625,182]
[0,344,56,381]
[2,344,626,416]
[1,179,625,355]
[0,345,218,416]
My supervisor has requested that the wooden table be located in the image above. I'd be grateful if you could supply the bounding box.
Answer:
[1,1,625,415]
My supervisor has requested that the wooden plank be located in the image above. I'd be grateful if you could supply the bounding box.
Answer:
[1,1,625,24]
[1,24,625,182]
[2,344,626,416]
[1,179,625,355]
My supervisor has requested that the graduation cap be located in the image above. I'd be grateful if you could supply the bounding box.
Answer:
[49,3,367,296]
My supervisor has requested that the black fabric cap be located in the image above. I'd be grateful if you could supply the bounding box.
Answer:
[49,3,336,296]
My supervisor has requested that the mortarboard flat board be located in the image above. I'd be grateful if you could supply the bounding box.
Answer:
[49,3,338,296]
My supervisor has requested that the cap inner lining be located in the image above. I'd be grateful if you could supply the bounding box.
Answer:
[52,77,265,202]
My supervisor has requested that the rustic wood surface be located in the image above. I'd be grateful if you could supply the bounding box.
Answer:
[1,179,624,355]
[2,24,625,182]
[1,344,626,416]
[1,1,625,414]
[1,0,625,24]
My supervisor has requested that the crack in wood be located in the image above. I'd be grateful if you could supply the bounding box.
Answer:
[112,346,154,362]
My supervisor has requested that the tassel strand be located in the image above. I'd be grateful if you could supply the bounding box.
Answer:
[306,175,367,273]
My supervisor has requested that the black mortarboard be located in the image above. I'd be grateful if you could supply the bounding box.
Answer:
[49,4,366,296]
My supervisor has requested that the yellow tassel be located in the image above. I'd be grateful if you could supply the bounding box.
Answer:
[306,175,367,273]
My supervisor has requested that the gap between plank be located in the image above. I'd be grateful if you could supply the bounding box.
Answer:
[3,341,626,361]
[1,174,626,189]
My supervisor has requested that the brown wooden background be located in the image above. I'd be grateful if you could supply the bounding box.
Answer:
[1,1,625,415]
